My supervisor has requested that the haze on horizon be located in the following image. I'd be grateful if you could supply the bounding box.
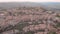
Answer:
[0,0,60,2]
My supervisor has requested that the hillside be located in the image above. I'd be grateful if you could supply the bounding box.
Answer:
[0,7,60,34]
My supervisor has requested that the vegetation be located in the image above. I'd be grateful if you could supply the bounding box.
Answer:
[25,31,34,34]
[56,23,60,27]
[56,14,60,18]
[48,31,56,34]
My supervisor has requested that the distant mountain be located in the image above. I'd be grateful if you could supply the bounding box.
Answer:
[40,2,60,11]
[0,2,60,11]
[0,2,41,9]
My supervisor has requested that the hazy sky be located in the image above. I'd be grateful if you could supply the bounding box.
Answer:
[0,0,60,2]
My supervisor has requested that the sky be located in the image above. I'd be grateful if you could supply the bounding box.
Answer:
[0,0,60,2]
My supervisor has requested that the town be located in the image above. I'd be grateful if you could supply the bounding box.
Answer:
[0,7,60,34]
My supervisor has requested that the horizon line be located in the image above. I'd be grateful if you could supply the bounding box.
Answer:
[0,1,60,3]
